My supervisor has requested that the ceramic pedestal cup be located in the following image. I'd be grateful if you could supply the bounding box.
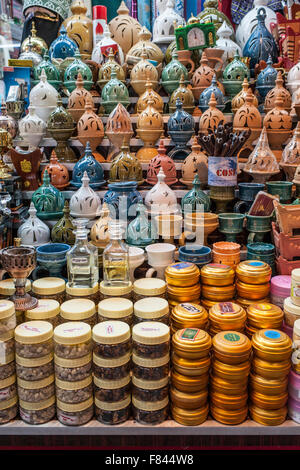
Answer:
[145,243,176,279]
[128,247,145,282]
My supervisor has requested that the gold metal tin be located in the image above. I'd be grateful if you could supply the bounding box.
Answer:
[171,370,209,393]
[172,328,212,359]
[209,302,246,331]
[210,403,248,425]
[252,329,292,362]
[171,403,209,426]
[212,359,250,383]
[210,390,248,410]
[247,303,283,329]
[236,280,270,300]
[201,264,235,287]
[201,298,221,310]
[245,323,259,339]
[210,373,248,395]
[171,303,208,330]
[172,353,211,376]
[170,386,208,409]
[250,389,288,409]
[236,260,272,285]
[209,325,245,337]
[167,284,201,302]
[201,284,235,301]
[165,262,200,287]
[212,331,252,364]
[252,356,291,380]
[236,297,270,309]
[249,372,288,396]
[249,403,287,426]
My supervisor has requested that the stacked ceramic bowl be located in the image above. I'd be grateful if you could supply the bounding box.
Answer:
[171,328,211,425]
[170,302,209,335]
[250,329,292,426]
[165,262,200,309]
[246,302,284,338]
[211,331,251,425]
[208,301,247,336]
[200,264,235,312]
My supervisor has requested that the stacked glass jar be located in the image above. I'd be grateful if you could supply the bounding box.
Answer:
[200,264,235,310]
[98,298,133,326]
[0,300,17,424]
[133,278,167,302]
[59,299,97,327]
[132,322,170,425]
[15,321,55,424]
[235,260,272,306]
[65,283,100,304]
[170,303,208,335]
[171,328,211,425]
[100,281,133,301]
[208,302,247,336]
[289,319,300,423]
[211,331,251,425]
[93,321,131,425]
[246,302,284,338]
[31,277,66,304]
[25,299,60,327]
[54,322,93,426]
[250,329,292,425]
[0,279,31,324]
[133,297,169,325]
[165,262,200,308]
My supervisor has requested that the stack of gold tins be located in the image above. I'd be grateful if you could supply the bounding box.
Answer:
[250,329,292,425]
[200,264,235,311]
[211,331,252,425]
[208,302,247,336]
[246,303,284,338]
[170,303,209,335]
[235,261,272,308]
[171,328,211,425]
[165,263,200,308]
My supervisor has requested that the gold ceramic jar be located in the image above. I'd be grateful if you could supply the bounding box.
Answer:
[170,386,208,410]
[249,372,288,395]
[251,356,291,380]
[201,264,235,287]
[172,328,212,359]
[235,296,270,309]
[167,284,201,302]
[210,403,248,425]
[209,302,246,332]
[171,370,209,393]
[247,303,283,329]
[201,284,235,301]
[236,260,272,285]
[249,403,287,426]
[212,359,250,383]
[250,389,288,409]
[212,331,252,364]
[171,402,209,426]
[210,374,248,395]
[251,329,292,362]
[236,280,270,300]
[210,390,248,410]
[172,353,211,376]
[165,262,200,287]
[171,303,208,331]
[32,277,66,303]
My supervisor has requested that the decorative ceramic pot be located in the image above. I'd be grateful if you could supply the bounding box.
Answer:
[51,201,75,245]
[36,243,70,279]
[199,92,225,135]
[63,49,93,92]
[233,88,262,148]
[181,174,210,213]
[293,87,300,120]
[136,97,164,162]
[243,127,280,183]
[153,0,185,47]
[145,243,176,278]
[49,25,77,60]
[212,241,240,268]
[246,214,272,243]
[256,55,277,101]
[77,97,105,158]
[234,182,264,213]
[101,70,130,114]
[145,168,178,215]
[21,21,48,57]
[266,181,293,204]
[161,51,189,95]
[0,102,17,140]
[127,247,145,282]
[18,106,46,150]
[32,170,65,220]
[243,7,278,75]
[155,213,183,244]
[231,78,258,113]
[167,98,195,161]
[209,186,235,213]
[103,181,142,220]
[203,48,225,75]
[222,50,250,98]
[32,52,61,90]
[280,123,300,181]
[6,101,24,121]
[126,203,156,247]
[191,51,214,101]
[263,96,292,150]
[264,71,292,113]
[90,203,111,249]
[41,150,69,189]
[216,21,242,68]
[47,96,77,163]
[29,70,58,123]
[71,141,105,188]
[105,103,133,160]
[246,242,275,274]
[108,1,142,55]
[169,74,195,114]
[9,148,42,190]
[69,171,101,219]
[181,212,219,246]
[109,143,143,184]
[62,0,93,60]
[180,136,208,187]
[92,23,125,65]
[146,139,177,185]
[19,39,43,66]
[130,49,159,96]
[287,59,300,95]
[97,48,126,89]
[136,78,164,114]
[178,245,212,269]
[67,72,94,122]
[198,74,225,112]
[17,202,50,247]
[177,50,195,78]
[197,0,234,38]
[126,26,164,67]
[218,213,245,242]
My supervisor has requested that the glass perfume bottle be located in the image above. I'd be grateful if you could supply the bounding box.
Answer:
[102,220,130,287]
[67,218,99,288]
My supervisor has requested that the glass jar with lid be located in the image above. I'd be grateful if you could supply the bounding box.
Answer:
[15,321,53,359]
[201,264,235,286]
[31,277,66,303]
[16,352,54,381]
[0,331,15,363]
[209,302,247,333]
[102,220,130,288]
[54,353,92,382]
[100,281,133,300]
[284,297,300,328]
[0,374,17,402]
[212,331,252,364]
[54,321,92,359]
[55,376,93,404]
[133,297,169,325]
[93,352,131,380]
[94,375,131,402]
[93,321,131,359]
[133,278,166,301]
[132,396,169,425]
[95,395,131,425]
[0,278,31,299]
[65,282,100,304]
[19,396,56,424]
[172,328,211,360]
[132,322,170,359]
[0,396,18,424]
[132,353,170,381]
[59,299,97,327]
[17,375,55,402]
[132,376,169,402]
[25,299,60,327]
[57,396,94,426]
[0,352,15,380]
[236,260,272,285]
[98,298,133,325]
[0,300,16,338]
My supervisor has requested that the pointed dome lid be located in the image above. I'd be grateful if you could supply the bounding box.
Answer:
[217,20,232,39]
[68,72,94,110]
[169,74,195,111]
[49,25,77,59]
[33,52,60,82]
[223,50,250,81]
[263,95,292,130]
[64,49,93,84]
[126,202,156,246]
[21,20,48,56]
[145,167,178,215]
[264,70,292,112]
[233,88,262,129]
[71,141,105,188]
[42,150,70,189]
[109,140,143,183]
[199,92,225,132]
[191,51,214,88]
[137,78,164,114]
[153,0,186,44]
[101,69,130,104]
[70,171,101,218]
[47,95,75,128]
[146,139,177,185]
[126,26,164,65]
[77,96,104,137]
[29,69,58,107]
[138,97,164,129]
[199,73,225,110]
[232,77,259,112]
[168,98,195,132]
[282,123,300,167]
[108,1,142,55]
[244,127,279,174]
[130,47,158,82]
[17,202,50,246]
[257,54,277,83]
[90,202,111,248]
[32,169,65,219]
[99,48,125,82]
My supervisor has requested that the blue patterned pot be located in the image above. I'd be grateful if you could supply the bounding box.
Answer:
[104,181,143,221]
[181,174,210,213]
[198,74,225,112]
[168,98,195,161]
[179,244,212,268]
[35,243,70,279]
[234,182,264,213]
[49,25,77,60]
[256,55,277,101]
[246,242,275,275]
[70,142,105,189]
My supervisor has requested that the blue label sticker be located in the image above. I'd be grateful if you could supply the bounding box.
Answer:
[171,262,192,270]
[248,261,264,266]
[264,330,281,339]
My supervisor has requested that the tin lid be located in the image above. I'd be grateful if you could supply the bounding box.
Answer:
[134,297,169,319]
[132,321,170,345]
[171,403,209,424]
[15,320,53,344]
[17,374,54,390]
[236,260,272,279]
[16,352,53,367]
[294,318,300,337]
[212,358,250,377]
[201,263,235,281]
[172,353,211,371]
[57,396,93,413]
[247,302,283,324]
[133,278,166,296]
[0,395,18,411]
[92,321,130,344]
[26,299,60,319]
[270,275,291,296]
[132,352,169,368]
[252,329,292,356]
[95,395,131,411]
[100,281,132,296]
[250,389,288,408]
[252,356,291,376]
[132,375,168,390]
[54,352,92,368]
[284,297,300,316]
[236,297,270,308]
[0,373,16,389]
[210,403,248,424]
[0,300,15,320]
[93,351,131,367]
[209,302,246,323]
[54,321,91,344]
[172,303,208,322]
[60,299,96,320]
[66,282,98,296]
[250,403,287,425]
[171,370,209,389]
[55,375,92,390]
[236,280,270,294]
[170,386,208,407]
[132,396,168,412]
[98,298,133,318]
[0,278,31,296]
[211,389,248,405]
[172,328,211,354]
[212,331,252,357]
[210,373,248,392]
[165,262,200,280]
[250,372,288,391]
[93,374,131,390]
[32,277,65,295]
[292,268,300,283]
[19,395,55,411]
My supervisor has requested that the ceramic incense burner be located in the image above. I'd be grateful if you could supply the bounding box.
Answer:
[101,70,130,114]
[264,71,292,113]
[126,26,164,67]
[62,0,93,60]
[108,1,142,55]
[0,102,17,139]
[222,50,250,99]
[169,74,195,115]
[137,78,164,114]
[263,96,292,153]
[97,48,126,89]
[51,201,75,245]
[32,170,65,220]
[47,96,76,164]
[199,92,225,136]
[77,97,105,161]
[281,123,300,181]
[180,136,208,188]
[71,141,105,189]
[130,49,159,96]
[41,150,69,189]
[136,97,164,162]
[232,78,258,113]
[146,139,177,185]
[67,72,94,123]
[105,103,133,160]
[109,143,143,184]
[17,202,50,247]
[168,98,195,161]
[233,88,262,149]
[191,51,214,101]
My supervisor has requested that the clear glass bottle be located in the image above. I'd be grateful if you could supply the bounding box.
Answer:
[67,219,99,288]
[102,220,130,287]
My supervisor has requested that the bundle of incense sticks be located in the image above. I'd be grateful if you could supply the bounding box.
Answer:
[198,122,251,157]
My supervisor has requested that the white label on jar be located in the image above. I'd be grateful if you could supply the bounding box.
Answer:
[0,389,9,399]
[59,413,78,425]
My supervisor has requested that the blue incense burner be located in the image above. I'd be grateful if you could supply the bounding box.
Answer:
[49,25,77,60]
[181,174,211,213]
[35,243,70,279]
[70,141,105,189]
[167,98,195,161]
[198,74,225,112]
[256,55,277,101]
[104,181,143,221]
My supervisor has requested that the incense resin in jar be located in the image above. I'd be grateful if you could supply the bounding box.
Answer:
[19,396,56,424]
[54,322,92,359]
[59,299,97,327]
[93,321,131,359]
[132,396,169,425]
[17,375,55,402]
[133,298,169,325]
[94,374,130,402]
[55,376,93,404]
[31,277,66,303]
[95,395,131,425]
[98,298,133,325]
[57,396,94,426]
[54,353,92,382]
[132,376,169,403]
[15,321,53,359]
[133,278,167,301]
[0,396,18,424]
[132,322,170,359]
[65,282,100,304]
[99,281,133,301]
[132,353,170,381]
[25,299,60,328]
[93,352,131,380]
[16,353,54,381]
